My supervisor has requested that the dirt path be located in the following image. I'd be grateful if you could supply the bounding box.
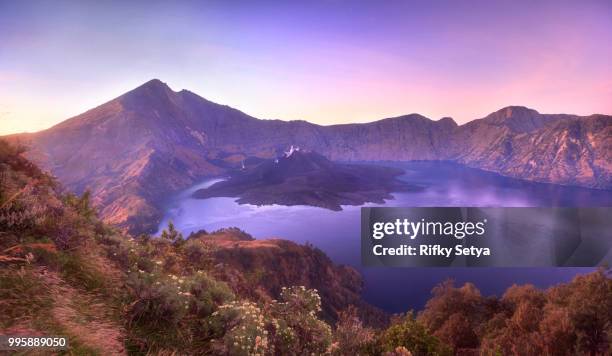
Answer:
[42,270,126,355]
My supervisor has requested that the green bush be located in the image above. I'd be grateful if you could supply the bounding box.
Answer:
[376,313,452,356]
[212,300,271,355]
[160,220,182,242]
[270,286,333,355]
[212,286,333,355]
[182,238,215,267]
[126,266,234,350]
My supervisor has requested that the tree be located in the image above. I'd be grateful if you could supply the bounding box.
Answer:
[435,313,477,353]
[161,220,182,242]
[418,280,485,351]
[538,306,576,355]
[481,270,612,356]
[551,269,612,355]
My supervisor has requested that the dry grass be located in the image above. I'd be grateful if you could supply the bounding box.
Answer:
[43,270,126,355]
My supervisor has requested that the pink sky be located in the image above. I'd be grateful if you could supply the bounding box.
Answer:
[1,0,611,135]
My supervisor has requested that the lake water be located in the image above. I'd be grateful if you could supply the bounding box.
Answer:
[159,161,611,313]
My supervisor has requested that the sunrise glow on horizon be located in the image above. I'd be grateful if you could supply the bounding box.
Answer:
[1,0,611,135]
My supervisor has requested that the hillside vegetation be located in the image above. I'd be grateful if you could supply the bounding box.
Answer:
[1,139,611,355]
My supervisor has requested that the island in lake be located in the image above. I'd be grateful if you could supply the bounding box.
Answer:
[192,146,416,210]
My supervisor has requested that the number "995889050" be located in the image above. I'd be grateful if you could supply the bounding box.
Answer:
[0,335,68,350]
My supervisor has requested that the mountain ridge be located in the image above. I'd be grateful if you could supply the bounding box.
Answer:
[5,79,611,233]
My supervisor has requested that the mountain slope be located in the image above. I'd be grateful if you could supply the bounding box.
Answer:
[6,80,611,233]
[452,107,612,188]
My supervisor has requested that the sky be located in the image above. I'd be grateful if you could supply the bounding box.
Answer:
[1,0,611,135]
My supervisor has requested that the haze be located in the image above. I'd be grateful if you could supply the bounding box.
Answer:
[1,0,611,135]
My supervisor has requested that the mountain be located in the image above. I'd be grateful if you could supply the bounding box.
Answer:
[193,148,414,210]
[5,80,455,233]
[452,106,612,188]
[6,80,611,233]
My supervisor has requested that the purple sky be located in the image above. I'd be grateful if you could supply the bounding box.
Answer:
[1,0,611,134]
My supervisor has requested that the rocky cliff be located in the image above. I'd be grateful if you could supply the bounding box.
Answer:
[183,228,387,326]
[452,107,611,188]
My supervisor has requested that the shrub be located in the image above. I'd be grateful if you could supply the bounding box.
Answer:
[384,346,414,356]
[269,286,333,355]
[191,272,235,319]
[332,305,375,354]
[160,220,182,242]
[127,270,233,327]
[63,190,97,221]
[377,312,452,356]
[182,239,215,267]
[127,271,191,327]
[212,301,270,355]
[0,182,53,234]
[212,286,333,355]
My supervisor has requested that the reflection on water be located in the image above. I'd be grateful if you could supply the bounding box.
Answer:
[160,162,611,312]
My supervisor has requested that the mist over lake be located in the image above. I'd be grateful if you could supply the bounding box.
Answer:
[160,161,611,313]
